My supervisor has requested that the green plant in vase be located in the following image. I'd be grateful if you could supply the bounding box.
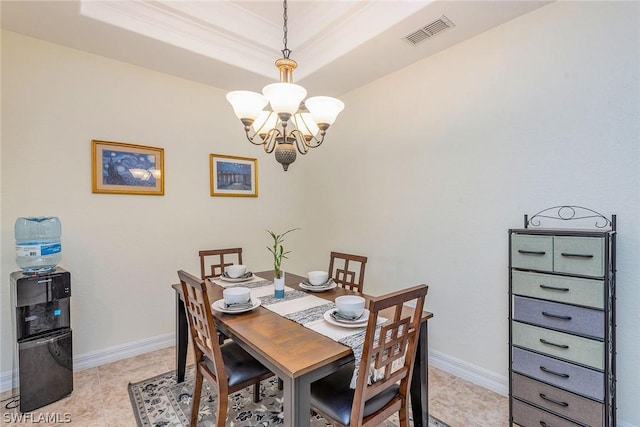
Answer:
[266,228,299,278]
[267,228,299,297]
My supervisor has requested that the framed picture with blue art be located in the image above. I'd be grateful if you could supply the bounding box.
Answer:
[209,154,258,197]
[92,140,164,195]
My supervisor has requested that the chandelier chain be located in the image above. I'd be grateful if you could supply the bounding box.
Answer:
[281,0,291,59]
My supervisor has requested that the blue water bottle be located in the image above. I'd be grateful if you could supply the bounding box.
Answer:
[15,216,62,273]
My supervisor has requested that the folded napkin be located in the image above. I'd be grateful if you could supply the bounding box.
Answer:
[330,310,364,322]
[222,271,253,279]
[222,299,253,310]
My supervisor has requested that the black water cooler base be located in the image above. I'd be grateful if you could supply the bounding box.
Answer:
[18,329,73,412]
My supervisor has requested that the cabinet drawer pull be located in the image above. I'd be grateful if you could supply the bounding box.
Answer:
[541,311,572,321]
[540,338,569,349]
[540,422,551,427]
[540,366,570,378]
[561,252,594,258]
[539,284,570,292]
[539,393,569,407]
[518,250,546,256]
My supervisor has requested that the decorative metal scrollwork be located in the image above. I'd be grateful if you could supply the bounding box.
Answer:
[527,205,612,229]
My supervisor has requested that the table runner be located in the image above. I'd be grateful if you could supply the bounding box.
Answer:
[210,275,385,387]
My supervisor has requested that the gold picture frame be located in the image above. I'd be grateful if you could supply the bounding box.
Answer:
[209,154,258,197]
[92,140,165,195]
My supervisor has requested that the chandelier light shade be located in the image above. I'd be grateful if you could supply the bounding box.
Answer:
[305,96,345,126]
[226,91,268,121]
[262,83,307,116]
[226,0,344,171]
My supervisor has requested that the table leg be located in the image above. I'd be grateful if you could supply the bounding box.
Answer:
[175,292,188,383]
[282,375,312,427]
[411,322,429,427]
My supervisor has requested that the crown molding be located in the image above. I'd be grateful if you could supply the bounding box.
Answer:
[79,0,429,81]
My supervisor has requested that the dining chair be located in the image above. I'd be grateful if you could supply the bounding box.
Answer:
[199,248,243,280]
[329,251,368,293]
[309,283,429,427]
[178,270,274,427]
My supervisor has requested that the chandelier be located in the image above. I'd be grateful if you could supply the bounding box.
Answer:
[226,0,344,171]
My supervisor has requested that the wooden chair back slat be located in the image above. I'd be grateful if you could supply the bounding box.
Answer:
[329,251,368,293]
[199,248,243,280]
[178,270,228,392]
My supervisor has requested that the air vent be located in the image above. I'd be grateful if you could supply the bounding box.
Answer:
[403,15,455,46]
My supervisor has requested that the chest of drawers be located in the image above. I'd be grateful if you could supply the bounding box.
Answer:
[508,207,616,427]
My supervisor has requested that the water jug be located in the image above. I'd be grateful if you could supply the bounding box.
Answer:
[15,216,62,272]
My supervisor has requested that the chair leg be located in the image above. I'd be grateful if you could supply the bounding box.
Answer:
[398,404,410,427]
[253,381,261,403]
[216,388,229,427]
[190,370,204,427]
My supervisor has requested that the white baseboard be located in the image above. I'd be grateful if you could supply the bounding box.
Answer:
[2,337,635,427]
[72,333,174,371]
[0,370,15,395]
[428,348,509,396]
[0,333,174,393]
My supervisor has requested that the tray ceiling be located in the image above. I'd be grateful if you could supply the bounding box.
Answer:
[1,1,552,96]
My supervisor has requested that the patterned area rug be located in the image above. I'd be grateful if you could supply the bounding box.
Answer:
[128,367,449,427]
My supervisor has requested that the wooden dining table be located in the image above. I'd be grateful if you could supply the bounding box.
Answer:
[172,270,433,427]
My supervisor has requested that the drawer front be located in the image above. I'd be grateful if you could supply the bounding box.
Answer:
[512,399,583,427]
[513,296,604,339]
[511,234,554,271]
[512,270,604,309]
[513,322,603,370]
[554,236,605,277]
[512,347,604,400]
[512,373,604,426]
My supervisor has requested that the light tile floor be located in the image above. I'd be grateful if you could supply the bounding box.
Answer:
[0,346,509,426]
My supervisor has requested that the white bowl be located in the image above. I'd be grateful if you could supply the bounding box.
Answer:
[223,287,251,304]
[335,295,365,318]
[225,264,247,278]
[308,270,329,286]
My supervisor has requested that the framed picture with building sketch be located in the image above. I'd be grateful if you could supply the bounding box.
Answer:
[209,154,258,197]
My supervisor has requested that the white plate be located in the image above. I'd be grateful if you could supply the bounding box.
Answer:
[212,298,261,314]
[218,273,254,283]
[299,281,338,292]
[323,309,370,328]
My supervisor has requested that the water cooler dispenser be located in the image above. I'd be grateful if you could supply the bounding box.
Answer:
[11,268,73,412]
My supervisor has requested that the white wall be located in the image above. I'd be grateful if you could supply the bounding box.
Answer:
[2,1,639,425]
[0,30,311,373]
[300,1,639,425]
